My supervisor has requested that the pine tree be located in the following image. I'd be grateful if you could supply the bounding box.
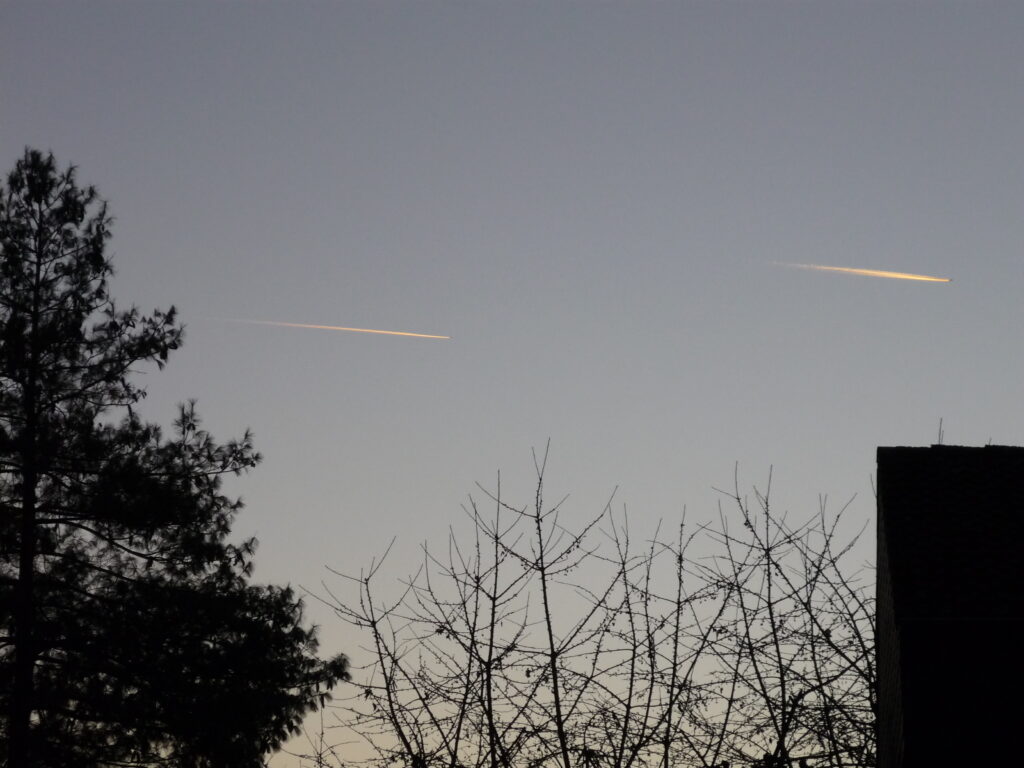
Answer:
[0,149,347,767]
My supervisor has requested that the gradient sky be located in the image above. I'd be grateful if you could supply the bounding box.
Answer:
[3,2,1023,764]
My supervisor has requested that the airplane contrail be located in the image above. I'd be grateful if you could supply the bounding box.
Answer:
[777,262,952,283]
[222,318,450,339]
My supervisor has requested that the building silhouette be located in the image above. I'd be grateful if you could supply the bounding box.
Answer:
[876,445,1024,768]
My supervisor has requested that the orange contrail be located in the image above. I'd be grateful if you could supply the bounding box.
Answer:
[223,318,450,339]
[778,263,951,283]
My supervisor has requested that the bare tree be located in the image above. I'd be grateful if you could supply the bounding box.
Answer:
[680,473,875,768]
[319,454,874,768]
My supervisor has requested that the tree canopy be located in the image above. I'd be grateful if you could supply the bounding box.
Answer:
[0,148,348,767]
[324,452,874,768]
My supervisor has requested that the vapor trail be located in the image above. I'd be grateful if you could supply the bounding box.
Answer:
[222,318,450,339]
[778,263,951,283]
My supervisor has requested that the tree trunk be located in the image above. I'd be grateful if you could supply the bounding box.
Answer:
[8,236,43,768]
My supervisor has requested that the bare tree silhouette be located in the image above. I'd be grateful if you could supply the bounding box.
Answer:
[316,450,874,768]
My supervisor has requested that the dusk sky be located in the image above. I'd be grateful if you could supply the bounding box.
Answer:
[3,2,1022,763]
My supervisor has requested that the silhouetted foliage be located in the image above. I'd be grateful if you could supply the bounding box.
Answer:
[319,450,874,768]
[0,149,348,767]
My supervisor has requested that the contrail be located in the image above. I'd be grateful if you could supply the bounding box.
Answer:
[777,262,951,283]
[222,318,450,339]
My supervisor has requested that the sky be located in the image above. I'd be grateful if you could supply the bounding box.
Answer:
[3,1,1023,763]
